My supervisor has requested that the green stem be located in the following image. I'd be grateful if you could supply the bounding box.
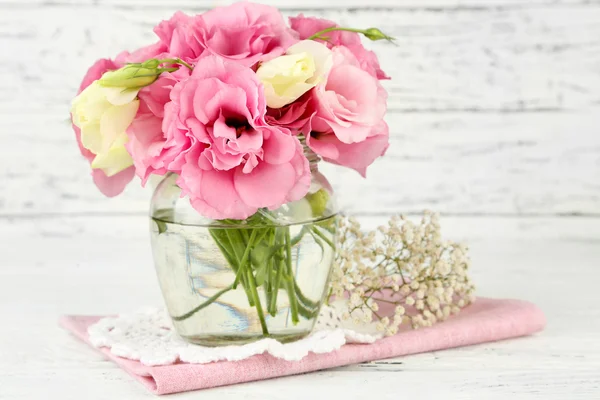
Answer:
[246,267,269,335]
[296,301,319,320]
[225,229,254,307]
[294,280,319,309]
[209,230,237,270]
[285,275,299,325]
[307,26,394,42]
[284,229,300,325]
[290,226,307,246]
[265,229,276,316]
[233,229,258,288]
[311,226,335,248]
[171,284,234,321]
[269,252,284,315]
[232,261,246,290]
[265,274,273,316]
[307,26,366,40]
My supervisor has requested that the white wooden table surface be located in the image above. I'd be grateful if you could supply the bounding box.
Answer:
[1,0,600,398]
[1,216,599,399]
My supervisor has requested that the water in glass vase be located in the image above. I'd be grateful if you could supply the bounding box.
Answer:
[150,214,336,346]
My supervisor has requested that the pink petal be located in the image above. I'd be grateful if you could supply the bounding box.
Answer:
[310,122,389,177]
[212,115,237,140]
[284,142,311,202]
[92,166,135,197]
[327,120,372,144]
[179,166,256,220]
[186,117,211,143]
[262,128,296,164]
[234,162,296,208]
[306,132,340,160]
[231,129,263,153]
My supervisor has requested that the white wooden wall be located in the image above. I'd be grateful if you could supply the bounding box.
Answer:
[2,0,599,217]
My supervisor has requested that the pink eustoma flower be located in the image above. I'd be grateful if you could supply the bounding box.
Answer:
[126,67,191,184]
[189,2,298,67]
[313,47,387,144]
[115,12,201,65]
[289,14,389,80]
[309,47,389,175]
[163,56,310,220]
[71,58,135,196]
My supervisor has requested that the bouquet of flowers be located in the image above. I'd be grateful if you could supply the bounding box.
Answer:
[71,2,391,209]
[70,2,393,343]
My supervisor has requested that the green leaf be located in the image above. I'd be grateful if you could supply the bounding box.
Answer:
[255,265,268,286]
[307,229,326,260]
[250,242,270,268]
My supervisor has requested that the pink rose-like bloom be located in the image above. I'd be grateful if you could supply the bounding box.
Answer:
[163,56,310,220]
[126,67,191,184]
[314,47,387,144]
[153,11,199,61]
[289,14,389,80]
[189,2,298,67]
[71,58,135,196]
[309,47,389,175]
[115,12,200,65]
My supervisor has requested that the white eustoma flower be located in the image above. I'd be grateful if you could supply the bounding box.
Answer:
[71,81,139,176]
[256,40,333,108]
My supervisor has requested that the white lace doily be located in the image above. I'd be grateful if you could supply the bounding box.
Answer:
[88,304,382,366]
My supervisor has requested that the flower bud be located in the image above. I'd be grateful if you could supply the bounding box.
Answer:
[306,188,330,217]
[99,60,162,89]
[363,27,394,41]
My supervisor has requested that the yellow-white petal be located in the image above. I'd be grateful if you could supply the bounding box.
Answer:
[71,82,112,128]
[286,40,333,85]
[101,86,140,106]
[91,134,134,176]
[257,53,316,108]
[99,100,139,153]
[80,122,103,154]
[257,53,314,81]
[256,40,333,108]
[264,81,315,109]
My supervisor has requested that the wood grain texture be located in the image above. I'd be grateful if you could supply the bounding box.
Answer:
[1,215,599,399]
[3,5,600,114]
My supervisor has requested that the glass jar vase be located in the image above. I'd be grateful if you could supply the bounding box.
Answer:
[149,152,338,346]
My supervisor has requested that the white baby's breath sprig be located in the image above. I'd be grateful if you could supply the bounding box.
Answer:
[328,211,475,335]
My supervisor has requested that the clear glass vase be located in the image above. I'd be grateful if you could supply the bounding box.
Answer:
[149,150,338,346]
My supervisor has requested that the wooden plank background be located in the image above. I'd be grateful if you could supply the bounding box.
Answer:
[1,0,599,217]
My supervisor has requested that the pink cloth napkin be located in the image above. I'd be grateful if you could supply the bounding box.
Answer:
[60,297,545,395]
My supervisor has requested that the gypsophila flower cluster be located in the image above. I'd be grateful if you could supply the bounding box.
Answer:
[328,211,475,335]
